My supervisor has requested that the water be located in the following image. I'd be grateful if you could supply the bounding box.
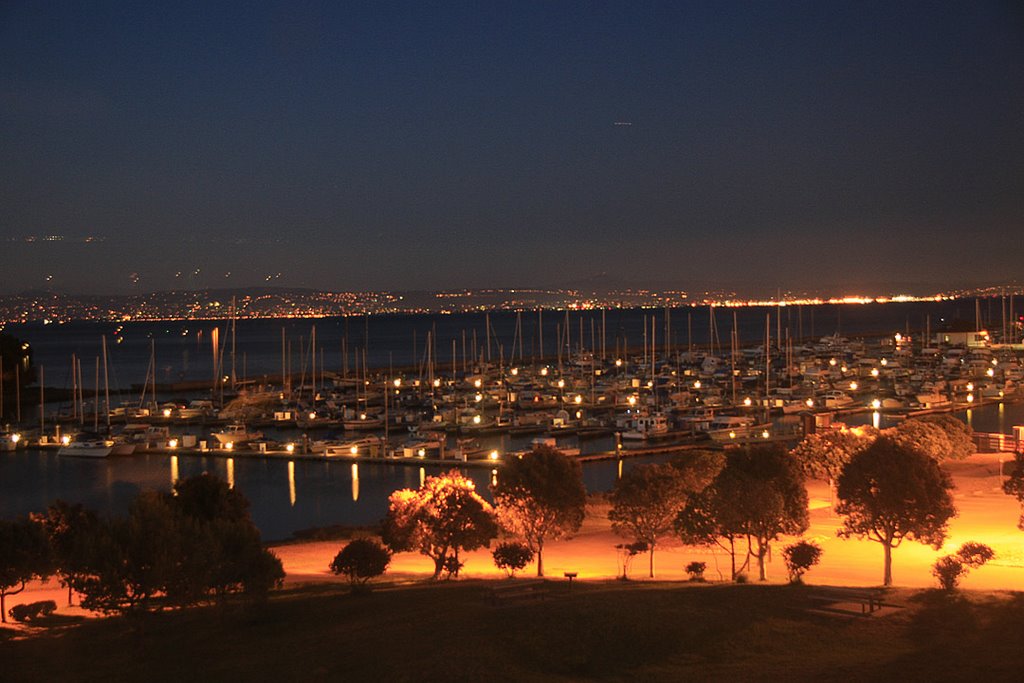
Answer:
[2,300,1018,541]
[0,447,672,541]
[3,300,980,394]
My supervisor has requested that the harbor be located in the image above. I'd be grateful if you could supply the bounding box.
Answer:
[4,301,1024,542]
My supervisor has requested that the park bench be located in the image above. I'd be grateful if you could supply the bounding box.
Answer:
[805,587,887,616]
[487,580,552,606]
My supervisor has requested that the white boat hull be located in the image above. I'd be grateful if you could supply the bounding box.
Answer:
[58,443,114,458]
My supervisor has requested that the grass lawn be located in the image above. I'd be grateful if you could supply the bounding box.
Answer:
[2,580,1022,682]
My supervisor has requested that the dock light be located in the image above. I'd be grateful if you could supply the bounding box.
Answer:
[433,378,441,387]
[646,380,653,388]
[474,379,482,388]
[805,398,814,408]
[761,430,770,439]
[489,450,499,461]
[557,379,565,388]
[163,408,172,418]
[871,368,879,378]
[693,380,701,389]
[829,358,837,366]
[967,393,975,404]
[881,358,888,366]
[871,399,881,410]
[729,431,736,439]
[628,396,637,406]
[225,442,233,451]
[168,439,179,449]
[360,413,367,420]
[473,414,482,425]
[309,411,317,420]
[987,368,995,377]
[393,378,402,388]
[574,395,583,404]
[511,367,519,376]
[475,393,483,402]
[849,381,858,391]
[541,367,549,376]
[999,390,1005,398]
[11,434,20,444]
[894,333,902,343]
[992,359,998,366]
[575,410,582,419]
[286,443,295,454]
[417,448,425,457]
[966,383,974,391]
[61,435,71,446]
[743,397,752,407]
[840,365,848,373]
[615,359,623,367]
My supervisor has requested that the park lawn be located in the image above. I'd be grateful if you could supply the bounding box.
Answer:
[2,580,1022,682]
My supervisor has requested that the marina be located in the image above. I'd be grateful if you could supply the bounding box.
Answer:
[3,301,1024,541]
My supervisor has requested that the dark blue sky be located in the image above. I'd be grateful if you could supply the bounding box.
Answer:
[2,1,1022,295]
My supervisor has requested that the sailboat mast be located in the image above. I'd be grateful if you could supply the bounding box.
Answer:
[102,336,110,430]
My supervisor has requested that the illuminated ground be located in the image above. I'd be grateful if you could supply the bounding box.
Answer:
[3,450,1023,680]
[7,451,1023,627]
[272,450,1023,590]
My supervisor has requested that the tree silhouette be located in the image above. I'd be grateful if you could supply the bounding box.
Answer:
[492,445,585,577]
[609,453,721,578]
[0,517,52,622]
[836,436,956,586]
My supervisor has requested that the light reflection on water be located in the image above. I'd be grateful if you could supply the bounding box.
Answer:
[4,401,1019,541]
[0,446,676,541]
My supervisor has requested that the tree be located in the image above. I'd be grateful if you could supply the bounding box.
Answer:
[609,454,721,578]
[886,419,958,461]
[915,415,975,460]
[492,542,534,578]
[789,427,876,493]
[66,475,284,617]
[42,501,98,606]
[932,542,995,591]
[492,445,585,577]
[0,517,52,623]
[382,470,498,580]
[168,474,284,604]
[615,541,647,580]
[1001,451,1024,529]
[782,540,822,584]
[330,539,391,587]
[69,492,183,616]
[675,486,747,580]
[712,446,809,581]
[836,436,957,586]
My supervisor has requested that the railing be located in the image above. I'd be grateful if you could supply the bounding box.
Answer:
[973,432,1021,453]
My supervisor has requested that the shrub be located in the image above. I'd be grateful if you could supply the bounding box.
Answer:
[492,542,534,578]
[685,561,706,582]
[8,600,56,622]
[442,556,464,580]
[734,573,748,584]
[932,542,995,591]
[782,540,823,583]
[615,541,648,581]
[329,539,391,586]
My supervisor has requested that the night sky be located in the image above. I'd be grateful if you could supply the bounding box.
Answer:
[2,1,1022,295]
